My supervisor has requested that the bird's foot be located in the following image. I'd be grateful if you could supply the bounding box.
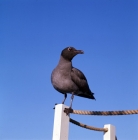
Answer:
[53,103,58,109]
[64,107,73,116]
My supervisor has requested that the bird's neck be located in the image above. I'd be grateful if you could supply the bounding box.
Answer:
[58,56,72,69]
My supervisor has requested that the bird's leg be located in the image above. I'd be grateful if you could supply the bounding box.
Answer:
[63,93,67,104]
[62,93,67,104]
[54,94,67,109]
[64,92,74,115]
[70,92,74,108]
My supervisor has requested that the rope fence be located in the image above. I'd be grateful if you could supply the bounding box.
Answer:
[53,104,138,140]
[65,107,138,140]
[53,105,138,140]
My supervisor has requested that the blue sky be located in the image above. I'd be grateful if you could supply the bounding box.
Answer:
[0,0,138,140]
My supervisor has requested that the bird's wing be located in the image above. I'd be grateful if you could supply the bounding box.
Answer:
[71,67,95,99]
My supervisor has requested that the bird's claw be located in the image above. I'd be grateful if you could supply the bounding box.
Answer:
[64,108,73,116]
[53,103,58,109]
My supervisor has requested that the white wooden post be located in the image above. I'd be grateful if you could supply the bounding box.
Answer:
[52,104,69,140]
[103,124,116,140]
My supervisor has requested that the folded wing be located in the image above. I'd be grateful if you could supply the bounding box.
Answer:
[71,67,95,99]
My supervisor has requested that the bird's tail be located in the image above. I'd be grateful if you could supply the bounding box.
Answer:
[77,91,96,100]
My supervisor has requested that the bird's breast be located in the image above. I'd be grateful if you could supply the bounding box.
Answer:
[51,68,78,93]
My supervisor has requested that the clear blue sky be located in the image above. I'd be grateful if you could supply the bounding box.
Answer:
[0,0,138,140]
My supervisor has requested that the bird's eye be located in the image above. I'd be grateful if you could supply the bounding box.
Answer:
[68,47,72,51]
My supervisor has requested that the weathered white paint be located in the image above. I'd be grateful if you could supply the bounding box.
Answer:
[52,104,69,140]
[103,124,116,140]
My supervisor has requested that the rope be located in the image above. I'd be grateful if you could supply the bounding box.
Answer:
[70,118,108,132]
[65,108,138,116]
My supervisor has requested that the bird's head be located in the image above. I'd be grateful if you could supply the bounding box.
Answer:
[61,47,84,61]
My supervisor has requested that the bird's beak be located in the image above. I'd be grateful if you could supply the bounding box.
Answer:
[75,50,84,54]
